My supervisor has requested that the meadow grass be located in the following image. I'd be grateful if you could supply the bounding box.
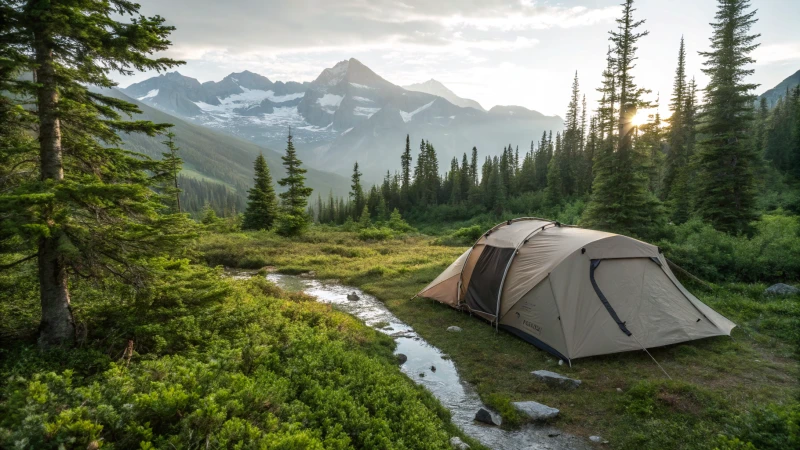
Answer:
[199,228,800,449]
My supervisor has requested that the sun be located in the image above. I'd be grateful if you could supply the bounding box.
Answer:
[631,109,651,127]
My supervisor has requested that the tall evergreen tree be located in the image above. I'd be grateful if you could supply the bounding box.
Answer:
[662,37,688,200]
[350,162,365,219]
[400,134,412,203]
[160,132,183,213]
[242,154,278,230]
[470,146,478,185]
[583,0,664,237]
[0,0,192,346]
[695,0,760,233]
[276,131,313,236]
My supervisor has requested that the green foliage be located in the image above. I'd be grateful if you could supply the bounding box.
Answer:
[358,227,395,241]
[694,0,761,233]
[358,205,372,229]
[276,133,313,236]
[387,208,413,232]
[242,153,278,230]
[660,214,800,283]
[0,266,462,449]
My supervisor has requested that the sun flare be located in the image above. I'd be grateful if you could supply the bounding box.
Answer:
[631,109,651,127]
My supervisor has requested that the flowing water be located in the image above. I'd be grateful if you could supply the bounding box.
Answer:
[233,270,590,450]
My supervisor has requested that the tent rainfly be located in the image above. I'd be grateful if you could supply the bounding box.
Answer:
[418,218,736,363]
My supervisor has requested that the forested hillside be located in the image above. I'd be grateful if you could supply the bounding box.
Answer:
[104,89,350,215]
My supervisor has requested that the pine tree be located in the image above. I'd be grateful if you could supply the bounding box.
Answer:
[662,37,688,200]
[695,0,760,233]
[276,131,314,236]
[582,0,664,237]
[160,132,183,213]
[350,162,365,219]
[400,134,412,204]
[470,146,479,185]
[0,0,192,346]
[242,153,278,230]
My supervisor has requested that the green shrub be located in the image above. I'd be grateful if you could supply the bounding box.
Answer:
[0,271,460,449]
[660,215,800,283]
[358,227,394,241]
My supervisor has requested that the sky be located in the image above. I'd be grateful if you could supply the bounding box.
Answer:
[113,0,800,117]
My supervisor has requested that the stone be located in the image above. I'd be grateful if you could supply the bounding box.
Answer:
[449,436,470,449]
[446,326,462,332]
[765,283,800,296]
[395,353,407,365]
[419,372,425,378]
[547,432,561,438]
[616,388,623,393]
[589,436,609,444]
[347,292,360,301]
[511,401,559,421]
[299,270,316,278]
[431,365,436,372]
[474,407,501,426]
[531,370,582,390]
[558,359,564,366]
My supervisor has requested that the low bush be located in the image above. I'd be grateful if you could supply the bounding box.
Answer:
[358,227,394,241]
[0,266,467,449]
[660,214,800,283]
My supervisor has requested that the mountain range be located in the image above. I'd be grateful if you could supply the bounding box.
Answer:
[103,88,350,198]
[123,58,563,181]
[759,69,800,107]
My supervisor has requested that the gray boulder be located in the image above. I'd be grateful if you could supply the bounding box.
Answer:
[395,353,407,365]
[449,436,470,449]
[589,436,609,444]
[511,401,560,421]
[474,407,501,426]
[347,292,360,301]
[531,370,582,390]
[447,326,462,332]
[765,283,800,296]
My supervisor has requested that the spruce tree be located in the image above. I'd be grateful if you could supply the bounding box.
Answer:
[400,134,412,204]
[276,131,313,236]
[0,0,192,346]
[695,0,760,233]
[582,0,664,237]
[242,153,278,230]
[470,146,479,185]
[160,132,183,213]
[662,37,688,200]
[350,162,365,219]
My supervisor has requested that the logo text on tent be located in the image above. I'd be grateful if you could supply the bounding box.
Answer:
[522,319,542,335]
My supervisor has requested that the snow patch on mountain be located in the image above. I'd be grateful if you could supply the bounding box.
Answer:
[399,101,435,123]
[317,93,344,112]
[350,82,375,90]
[352,96,373,103]
[138,89,159,100]
[354,106,380,118]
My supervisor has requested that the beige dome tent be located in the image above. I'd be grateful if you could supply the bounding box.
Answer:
[419,218,735,363]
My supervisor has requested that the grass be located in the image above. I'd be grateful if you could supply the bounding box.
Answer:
[199,227,800,450]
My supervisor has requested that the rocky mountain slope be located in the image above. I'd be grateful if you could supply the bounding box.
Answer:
[123,58,563,181]
[104,88,350,197]
[759,69,800,107]
[403,79,485,111]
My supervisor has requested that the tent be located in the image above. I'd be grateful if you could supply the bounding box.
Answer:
[418,217,735,363]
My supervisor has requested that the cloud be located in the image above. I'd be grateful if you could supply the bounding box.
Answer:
[754,42,800,65]
[135,0,615,55]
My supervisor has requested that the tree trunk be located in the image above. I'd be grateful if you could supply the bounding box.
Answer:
[35,29,75,348]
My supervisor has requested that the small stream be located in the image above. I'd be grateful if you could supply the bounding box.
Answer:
[234,270,590,450]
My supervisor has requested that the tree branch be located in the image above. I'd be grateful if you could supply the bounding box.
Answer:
[0,254,37,270]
